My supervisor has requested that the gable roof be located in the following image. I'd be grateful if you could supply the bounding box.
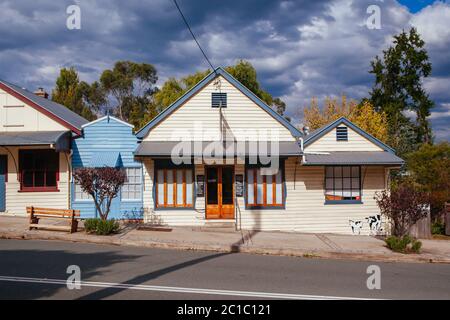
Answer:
[136,67,302,139]
[304,117,396,153]
[82,115,134,129]
[0,79,88,135]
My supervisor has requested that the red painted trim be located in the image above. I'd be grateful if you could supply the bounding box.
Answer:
[0,82,81,135]
[18,187,60,193]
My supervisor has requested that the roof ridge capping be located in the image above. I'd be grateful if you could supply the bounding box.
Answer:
[304,116,396,153]
[82,115,134,129]
[135,67,302,139]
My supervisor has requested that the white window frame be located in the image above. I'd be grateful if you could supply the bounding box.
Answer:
[121,167,142,201]
[73,181,92,202]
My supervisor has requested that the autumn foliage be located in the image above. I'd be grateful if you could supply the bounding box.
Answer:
[375,183,429,237]
[303,96,388,143]
[73,167,126,220]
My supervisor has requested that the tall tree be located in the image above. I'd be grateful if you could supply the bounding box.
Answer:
[100,61,158,127]
[51,67,97,120]
[369,28,434,154]
[303,96,389,143]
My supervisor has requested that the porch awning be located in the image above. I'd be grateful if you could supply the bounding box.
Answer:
[88,151,121,168]
[304,151,404,166]
[0,130,71,151]
[134,141,302,157]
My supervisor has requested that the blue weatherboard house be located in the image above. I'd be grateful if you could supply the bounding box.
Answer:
[71,116,143,219]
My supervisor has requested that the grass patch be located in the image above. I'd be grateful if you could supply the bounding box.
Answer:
[84,218,120,235]
[385,235,422,254]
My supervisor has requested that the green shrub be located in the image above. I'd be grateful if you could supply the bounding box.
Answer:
[385,235,422,253]
[95,219,120,235]
[84,218,100,233]
[83,218,120,235]
[431,221,445,235]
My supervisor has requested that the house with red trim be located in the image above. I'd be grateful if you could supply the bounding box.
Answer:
[0,79,88,215]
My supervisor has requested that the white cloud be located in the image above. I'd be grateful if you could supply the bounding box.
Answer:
[410,2,450,47]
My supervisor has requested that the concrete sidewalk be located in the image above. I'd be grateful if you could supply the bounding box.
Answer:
[0,216,449,264]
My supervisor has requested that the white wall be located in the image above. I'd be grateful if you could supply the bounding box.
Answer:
[305,125,383,152]
[0,88,67,132]
[142,157,388,235]
[143,76,296,142]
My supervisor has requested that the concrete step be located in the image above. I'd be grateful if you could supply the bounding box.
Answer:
[193,221,237,233]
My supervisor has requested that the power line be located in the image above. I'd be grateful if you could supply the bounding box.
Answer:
[172,0,216,73]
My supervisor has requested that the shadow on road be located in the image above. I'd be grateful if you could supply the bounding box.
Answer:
[77,251,230,300]
[0,248,137,300]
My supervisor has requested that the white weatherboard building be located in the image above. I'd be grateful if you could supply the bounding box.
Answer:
[135,68,404,235]
[0,80,88,215]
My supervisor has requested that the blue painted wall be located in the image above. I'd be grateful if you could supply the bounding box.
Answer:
[71,116,143,219]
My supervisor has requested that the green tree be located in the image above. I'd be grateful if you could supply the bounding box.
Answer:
[51,67,97,120]
[100,61,158,127]
[405,142,450,221]
[369,28,434,155]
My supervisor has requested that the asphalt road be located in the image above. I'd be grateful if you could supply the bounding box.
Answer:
[0,239,449,300]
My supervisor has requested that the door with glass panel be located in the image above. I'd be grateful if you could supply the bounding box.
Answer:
[205,166,234,219]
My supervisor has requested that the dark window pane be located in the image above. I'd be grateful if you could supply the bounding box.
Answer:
[23,171,33,187]
[207,168,218,205]
[46,171,57,186]
[34,171,45,187]
[222,167,233,205]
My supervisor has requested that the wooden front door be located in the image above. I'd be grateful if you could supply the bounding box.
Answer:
[205,166,234,219]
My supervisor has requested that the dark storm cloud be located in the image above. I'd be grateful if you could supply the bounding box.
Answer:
[0,0,448,140]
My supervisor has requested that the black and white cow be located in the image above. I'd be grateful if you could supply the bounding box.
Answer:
[366,215,382,234]
[349,220,363,235]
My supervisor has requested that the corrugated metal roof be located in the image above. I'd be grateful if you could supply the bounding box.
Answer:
[304,151,404,165]
[134,141,302,157]
[0,79,88,132]
[88,151,121,167]
[0,131,71,151]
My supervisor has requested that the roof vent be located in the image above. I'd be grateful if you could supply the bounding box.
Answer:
[336,126,348,141]
[212,92,227,108]
[34,87,49,99]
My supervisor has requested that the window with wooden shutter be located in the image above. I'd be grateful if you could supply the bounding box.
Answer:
[246,167,284,208]
[155,168,194,208]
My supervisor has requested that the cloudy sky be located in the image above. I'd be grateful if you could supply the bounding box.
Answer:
[0,0,449,140]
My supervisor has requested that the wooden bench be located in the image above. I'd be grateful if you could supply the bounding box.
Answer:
[27,207,80,233]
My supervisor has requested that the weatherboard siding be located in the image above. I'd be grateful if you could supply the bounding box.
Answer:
[143,76,296,142]
[71,117,143,219]
[304,125,383,152]
[0,147,70,215]
[0,88,67,132]
[142,157,386,235]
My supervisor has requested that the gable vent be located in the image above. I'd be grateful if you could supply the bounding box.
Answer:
[211,93,227,108]
[336,126,348,141]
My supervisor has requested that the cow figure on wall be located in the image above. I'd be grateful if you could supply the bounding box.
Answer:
[366,215,382,235]
[349,220,363,235]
